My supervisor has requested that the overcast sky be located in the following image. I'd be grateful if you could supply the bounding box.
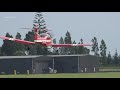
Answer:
[0,12,120,55]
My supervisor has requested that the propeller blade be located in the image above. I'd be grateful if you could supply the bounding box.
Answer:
[20,28,32,30]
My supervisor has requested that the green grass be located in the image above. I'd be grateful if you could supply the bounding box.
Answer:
[1,72,120,78]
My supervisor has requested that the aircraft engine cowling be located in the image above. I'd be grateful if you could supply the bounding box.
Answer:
[42,42,47,46]
[42,41,46,44]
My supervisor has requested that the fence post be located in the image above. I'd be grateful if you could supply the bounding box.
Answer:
[27,70,29,75]
[14,70,16,75]
[94,67,96,72]
[85,68,87,72]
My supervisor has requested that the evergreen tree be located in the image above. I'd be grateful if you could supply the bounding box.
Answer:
[77,42,81,54]
[24,12,50,55]
[77,39,84,54]
[83,47,90,54]
[36,44,48,55]
[64,31,72,54]
[100,39,107,65]
[24,30,37,55]
[59,36,65,55]
[33,12,47,34]
[52,38,59,55]
[91,37,99,56]
[24,31,34,42]
[71,40,77,54]
[14,32,25,55]
[33,12,49,55]
[118,55,120,65]
[1,33,16,56]
[113,50,119,66]
[77,38,90,54]
[0,46,1,56]
[107,51,112,65]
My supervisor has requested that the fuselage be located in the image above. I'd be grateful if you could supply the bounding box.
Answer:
[33,27,52,46]
[34,37,52,46]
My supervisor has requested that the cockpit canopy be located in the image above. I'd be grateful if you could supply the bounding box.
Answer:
[39,33,51,38]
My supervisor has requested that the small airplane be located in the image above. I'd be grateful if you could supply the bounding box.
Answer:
[0,25,93,48]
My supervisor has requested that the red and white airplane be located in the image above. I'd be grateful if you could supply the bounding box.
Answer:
[0,26,93,48]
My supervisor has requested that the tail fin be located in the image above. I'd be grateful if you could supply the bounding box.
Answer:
[34,27,39,40]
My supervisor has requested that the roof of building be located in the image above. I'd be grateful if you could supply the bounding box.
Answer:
[0,54,92,59]
[0,56,39,59]
[50,54,91,57]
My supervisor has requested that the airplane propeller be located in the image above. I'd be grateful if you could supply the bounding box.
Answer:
[20,27,54,38]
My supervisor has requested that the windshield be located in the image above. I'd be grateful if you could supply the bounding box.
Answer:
[39,33,50,38]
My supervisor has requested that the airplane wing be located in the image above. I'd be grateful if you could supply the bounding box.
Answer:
[51,44,93,47]
[0,36,35,45]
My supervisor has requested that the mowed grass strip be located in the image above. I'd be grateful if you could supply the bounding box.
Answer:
[0,72,120,78]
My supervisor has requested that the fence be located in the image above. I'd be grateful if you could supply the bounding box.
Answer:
[99,69,120,72]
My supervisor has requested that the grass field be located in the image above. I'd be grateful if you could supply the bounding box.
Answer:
[0,72,120,78]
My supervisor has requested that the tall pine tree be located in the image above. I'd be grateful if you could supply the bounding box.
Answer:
[52,38,59,55]
[77,38,90,54]
[100,39,107,65]
[33,12,47,34]
[24,30,37,55]
[0,46,1,56]
[71,40,77,54]
[59,36,65,55]
[77,38,84,54]
[113,50,119,66]
[107,51,112,65]
[14,32,25,56]
[91,37,99,56]
[1,33,16,56]
[33,12,49,55]
[64,31,72,54]
[24,12,50,55]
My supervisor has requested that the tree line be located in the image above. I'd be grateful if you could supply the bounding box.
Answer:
[0,30,120,66]
[0,31,90,56]
[0,12,120,67]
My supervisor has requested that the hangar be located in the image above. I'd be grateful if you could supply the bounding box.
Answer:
[0,55,99,74]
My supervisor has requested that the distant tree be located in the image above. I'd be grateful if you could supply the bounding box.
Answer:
[77,38,90,54]
[91,37,99,56]
[33,12,49,55]
[59,36,65,55]
[107,51,112,65]
[33,12,47,34]
[118,55,120,65]
[24,31,37,55]
[64,31,72,44]
[14,32,25,55]
[0,46,1,56]
[24,31,34,42]
[14,51,26,56]
[77,42,81,54]
[16,32,22,39]
[71,40,77,54]
[36,44,49,55]
[64,31,72,54]
[83,47,90,54]
[100,39,107,65]
[77,39,84,54]
[113,50,119,66]
[80,38,83,44]
[1,33,16,56]
[52,38,59,55]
